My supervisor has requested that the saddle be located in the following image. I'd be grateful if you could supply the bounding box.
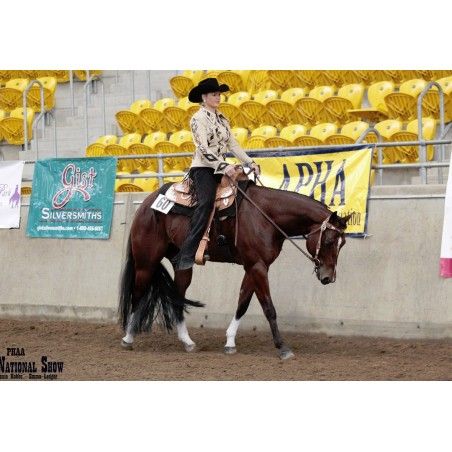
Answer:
[165,168,247,211]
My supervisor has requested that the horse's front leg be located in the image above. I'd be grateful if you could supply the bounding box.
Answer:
[249,261,294,360]
[224,272,255,354]
[174,268,197,352]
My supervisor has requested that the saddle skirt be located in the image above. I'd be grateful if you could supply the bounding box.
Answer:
[165,174,239,211]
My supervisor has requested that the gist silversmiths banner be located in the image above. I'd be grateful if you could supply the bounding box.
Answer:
[26,157,116,239]
[0,161,25,229]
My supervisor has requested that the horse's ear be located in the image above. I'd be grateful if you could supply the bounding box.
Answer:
[339,214,352,229]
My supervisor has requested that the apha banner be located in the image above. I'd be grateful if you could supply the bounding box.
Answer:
[0,161,25,229]
[231,147,372,235]
[440,157,452,277]
[26,157,116,239]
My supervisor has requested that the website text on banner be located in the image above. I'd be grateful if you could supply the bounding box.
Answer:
[26,157,116,239]
[229,147,372,235]
[0,161,24,229]
[440,156,452,278]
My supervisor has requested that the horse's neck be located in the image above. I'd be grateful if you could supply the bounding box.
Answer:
[255,187,330,236]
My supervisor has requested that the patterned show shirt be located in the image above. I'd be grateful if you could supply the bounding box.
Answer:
[189,106,253,174]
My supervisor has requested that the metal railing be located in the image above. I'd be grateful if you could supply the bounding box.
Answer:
[84,75,106,149]
[22,80,57,156]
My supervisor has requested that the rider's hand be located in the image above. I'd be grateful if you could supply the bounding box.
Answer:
[224,164,237,177]
[250,162,261,176]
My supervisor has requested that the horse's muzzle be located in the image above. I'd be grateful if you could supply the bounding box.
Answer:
[321,276,332,285]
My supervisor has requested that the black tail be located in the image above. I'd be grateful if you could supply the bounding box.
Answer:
[118,236,204,334]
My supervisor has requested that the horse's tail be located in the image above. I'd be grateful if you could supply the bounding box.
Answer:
[118,234,204,334]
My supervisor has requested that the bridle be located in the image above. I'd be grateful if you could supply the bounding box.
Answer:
[305,214,345,282]
[227,167,345,278]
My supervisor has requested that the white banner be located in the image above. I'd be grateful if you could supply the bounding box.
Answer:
[440,160,452,277]
[0,161,25,229]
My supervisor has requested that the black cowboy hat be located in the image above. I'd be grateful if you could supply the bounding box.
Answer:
[188,77,229,103]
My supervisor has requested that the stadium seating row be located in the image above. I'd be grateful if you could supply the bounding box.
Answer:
[115,77,452,139]
[170,70,452,97]
[0,70,102,84]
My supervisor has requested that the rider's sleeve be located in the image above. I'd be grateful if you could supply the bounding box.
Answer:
[190,115,229,174]
[227,132,254,167]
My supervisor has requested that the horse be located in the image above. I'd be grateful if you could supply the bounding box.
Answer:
[118,171,351,359]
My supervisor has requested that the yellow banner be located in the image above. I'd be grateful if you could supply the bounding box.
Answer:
[229,147,372,235]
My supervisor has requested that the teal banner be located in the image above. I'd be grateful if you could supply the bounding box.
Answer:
[26,157,116,239]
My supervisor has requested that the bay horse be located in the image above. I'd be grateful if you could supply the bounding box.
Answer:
[119,171,351,359]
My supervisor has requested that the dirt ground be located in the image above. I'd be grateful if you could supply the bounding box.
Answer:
[0,318,450,380]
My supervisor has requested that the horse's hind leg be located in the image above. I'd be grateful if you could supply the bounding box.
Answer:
[249,262,294,360]
[174,268,197,352]
[224,273,254,354]
[121,265,155,349]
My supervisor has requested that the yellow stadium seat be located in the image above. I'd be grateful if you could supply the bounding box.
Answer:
[219,91,252,128]
[266,99,294,128]
[310,123,338,141]
[104,133,142,172]
[280,124,308,142]
[217,71,245,93]
[292,70,317,90]
[370,119,404,163]
[236,70,251,86]
[86,135,118,157]
[267,70,294,91]
[251,125,277,139]
[390,118,436,163]
[245,136,266,150]
[140,107,164,133]
[293,85,335,126]
[281,87,306,105]
[116,99,152,135]
[0,78,29,111]
[239,100,266,129]
[73,70,102,81]
[421,76,452,121]
[246,70,271,94]
[154,98,175,111]
[117,183,143,192]
[316,71,345,87]
[155,141,182,172]
[169,130,194,171]
[164,106,189,132]
[0,109,7,140]
[48,70,70,83]
[133,173,160,192]
[21,185,32,195]
[230,127,249,147]
[178,96,199,124]
[323,83,364,123]
[26,77,57,112]
[325,121,369,145]
[265,136,292,148]
[182,70,204,84]
[342,70,373,85]
[0,107,34,145]
[127,133,165,173]
[115,171,132,192]
[164,171,185,184]
[253,90,279,105]
[347,81,394,123]
[384,79,428,121]
[170,76,194,98]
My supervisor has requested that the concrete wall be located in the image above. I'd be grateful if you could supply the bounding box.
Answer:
[0,185,451,339]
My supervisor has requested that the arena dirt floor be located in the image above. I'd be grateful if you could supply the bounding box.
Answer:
[0,318,450,380]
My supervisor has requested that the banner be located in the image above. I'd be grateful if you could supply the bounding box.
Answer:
[0,161,25,229]
[230,147,372,235]
[440,159,452,277]
[26,157,116,239]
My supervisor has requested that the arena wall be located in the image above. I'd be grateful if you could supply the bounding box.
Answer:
[0,184,450,339]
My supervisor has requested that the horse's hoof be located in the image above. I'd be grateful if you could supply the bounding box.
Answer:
[279,349,295,360]
[224,346,237,355]
[121,340,133,350]
[184,343,197,353]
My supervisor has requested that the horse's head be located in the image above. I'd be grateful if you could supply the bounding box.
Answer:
[306,212,351,285]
